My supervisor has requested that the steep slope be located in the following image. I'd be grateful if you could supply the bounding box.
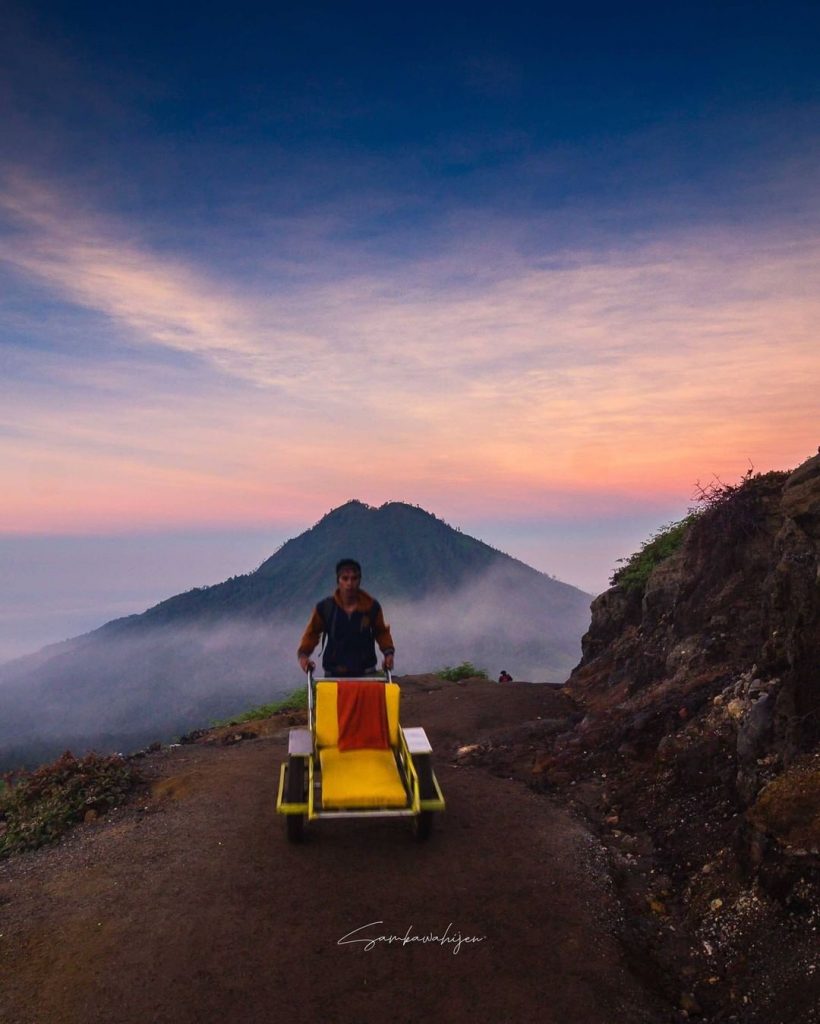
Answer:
[566,456,819,769]
[0,501,591,768]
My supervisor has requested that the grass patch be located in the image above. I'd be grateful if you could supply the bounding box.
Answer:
[212,686,308,726]
[610,513,698,594]
[610,466,792,596]
[0,751,136,859]
[437,661,488,681]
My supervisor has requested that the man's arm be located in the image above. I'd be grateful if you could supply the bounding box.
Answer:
[297,607,324,672]
[373,606,395,670]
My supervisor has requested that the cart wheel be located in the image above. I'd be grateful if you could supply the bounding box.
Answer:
[286,813,304,843]
[285,756,306,843]
[413,810,434,842]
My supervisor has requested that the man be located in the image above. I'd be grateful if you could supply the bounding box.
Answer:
[297,559,395,677]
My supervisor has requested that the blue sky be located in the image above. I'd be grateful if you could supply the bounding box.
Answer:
[1,0,818,660]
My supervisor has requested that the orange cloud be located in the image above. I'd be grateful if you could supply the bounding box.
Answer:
[1,173,817,532]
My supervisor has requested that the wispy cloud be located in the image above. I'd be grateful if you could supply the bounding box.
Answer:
[0,174,331,391]
[1,171,817,531]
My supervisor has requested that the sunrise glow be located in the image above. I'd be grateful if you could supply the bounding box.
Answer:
[1,1,818,655]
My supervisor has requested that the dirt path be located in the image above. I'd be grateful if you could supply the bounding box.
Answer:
[0,682,664,1024]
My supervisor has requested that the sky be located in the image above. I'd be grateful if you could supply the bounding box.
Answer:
[1,0,818,662]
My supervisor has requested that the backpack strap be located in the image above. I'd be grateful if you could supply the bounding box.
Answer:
[368,599,381,638]
[318,596,338,656]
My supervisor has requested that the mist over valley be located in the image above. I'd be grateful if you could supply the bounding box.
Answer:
[0,502,591,769]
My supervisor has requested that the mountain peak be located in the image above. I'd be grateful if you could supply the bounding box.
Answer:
[325,499,373,514]
[320,499,437,520]
[252,498,519,599]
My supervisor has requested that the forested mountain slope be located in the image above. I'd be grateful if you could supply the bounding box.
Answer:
[0,501,591,768]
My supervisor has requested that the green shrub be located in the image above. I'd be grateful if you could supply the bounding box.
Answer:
[610,513,698,594]
[610,466,792,596]
[212,686,308,726]
[437,661,488,681]
[0,751,136,858]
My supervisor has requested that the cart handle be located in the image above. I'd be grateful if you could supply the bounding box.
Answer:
[307,667,315,732]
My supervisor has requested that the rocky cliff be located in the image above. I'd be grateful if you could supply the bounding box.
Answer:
[568,455,819,794]
[484,454,819,1022]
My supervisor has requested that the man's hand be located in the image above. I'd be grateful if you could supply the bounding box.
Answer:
[298,654,315,673]
[383,653,394,671]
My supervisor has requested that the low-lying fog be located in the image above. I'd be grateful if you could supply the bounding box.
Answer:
[0,566,591,769]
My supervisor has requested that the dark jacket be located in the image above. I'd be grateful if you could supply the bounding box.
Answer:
[297,588,395,676]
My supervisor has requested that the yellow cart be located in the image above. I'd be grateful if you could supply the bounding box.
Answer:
[276,670,445,842]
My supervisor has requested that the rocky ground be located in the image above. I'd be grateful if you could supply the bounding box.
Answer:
[198,664,820,1023]
[0,677,668,1024]
[467,688,819,1023]
[467,454,820,1024]
[1,672,816,1023]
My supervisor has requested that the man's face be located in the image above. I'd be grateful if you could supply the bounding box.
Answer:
[338,570,361,597]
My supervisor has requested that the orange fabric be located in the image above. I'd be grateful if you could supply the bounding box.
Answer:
[337,682,390,751]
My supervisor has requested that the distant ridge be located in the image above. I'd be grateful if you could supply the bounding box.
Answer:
[113,500,584,628]
[0,501,592,768]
